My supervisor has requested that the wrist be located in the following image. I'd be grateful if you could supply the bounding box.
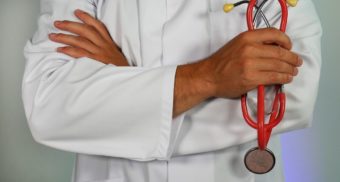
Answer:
[183,59,216,99]
[173,59,216,117]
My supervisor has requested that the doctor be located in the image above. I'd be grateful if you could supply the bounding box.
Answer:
[22,0,322,182]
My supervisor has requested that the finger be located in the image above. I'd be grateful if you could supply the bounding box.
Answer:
[49,33,99,54]
[56,46,92,59]
[243,28,292,50]
[253,44,302,67]
[74,9,114,44]
[54,20,104,47]
[252,58,298,76]
[255,72,294,86]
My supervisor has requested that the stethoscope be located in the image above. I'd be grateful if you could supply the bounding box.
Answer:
[223,0,298,174]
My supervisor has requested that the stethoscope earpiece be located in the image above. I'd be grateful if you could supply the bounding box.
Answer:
[287,0,298,7]
[223,3,235,13]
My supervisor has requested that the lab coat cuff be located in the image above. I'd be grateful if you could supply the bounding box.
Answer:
[154,66,185,160]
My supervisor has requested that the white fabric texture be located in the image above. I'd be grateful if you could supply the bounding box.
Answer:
[22,0,322,181]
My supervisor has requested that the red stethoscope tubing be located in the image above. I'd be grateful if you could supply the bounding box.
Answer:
[242,0,288,150]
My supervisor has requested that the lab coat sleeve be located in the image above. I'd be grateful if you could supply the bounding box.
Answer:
[265,0,322,134]
[22,0,183,161]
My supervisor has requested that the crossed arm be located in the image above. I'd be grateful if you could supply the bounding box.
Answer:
[49,9,302,118]
[23,0,321,159]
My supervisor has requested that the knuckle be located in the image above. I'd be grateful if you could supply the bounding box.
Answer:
[80,24,91,31]
[76,35,86,41]
[241,71,256,88]
[239,80,249,91]
[281,74,292,83]
[54,34,69,42]
[65,46,73,51]
[268,72,279,82]
[84,24,94,31]
[273,75,281,83]
[90,51,98,57]
[81,16,91,23]
[279,63,291,74]
[240,67,252,83]
[273,60,281,68]
[58,34,69,41]
[269,27,281,36]
[97,20,106,27]
[276,46,285,58]
[84,51,92,58]
[82,12,91,20]
[89,26,98,34]
[239,31,251,42]
[242,58,253,69]
[244,45,253,53]
[61,20,70,27]
[67,35,79,43]
[75,36,86,44]
[240,76,249,88]
[241,44,255,57]
[267,73,277,83]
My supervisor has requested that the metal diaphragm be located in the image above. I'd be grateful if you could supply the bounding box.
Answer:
[244,147,276,174]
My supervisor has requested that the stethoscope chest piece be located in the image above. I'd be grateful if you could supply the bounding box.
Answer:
[244,147,276,174]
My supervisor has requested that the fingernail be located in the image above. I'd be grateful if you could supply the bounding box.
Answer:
[49,33,57,39]
[75,9,83,14]
[54,21,62,26]
[293,68,298,76]
[298,57,303,66]
[56,47,64,52]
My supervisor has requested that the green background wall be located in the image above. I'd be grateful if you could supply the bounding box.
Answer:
[0,1,74,182]
[0,0,339,181]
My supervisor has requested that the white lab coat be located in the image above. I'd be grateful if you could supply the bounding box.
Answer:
[22,0,322,181]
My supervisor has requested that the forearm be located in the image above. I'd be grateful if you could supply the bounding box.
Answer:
[173,59,216,118]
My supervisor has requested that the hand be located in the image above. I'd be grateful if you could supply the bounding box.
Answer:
[204,28,303,98]
[48,9,129,66]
